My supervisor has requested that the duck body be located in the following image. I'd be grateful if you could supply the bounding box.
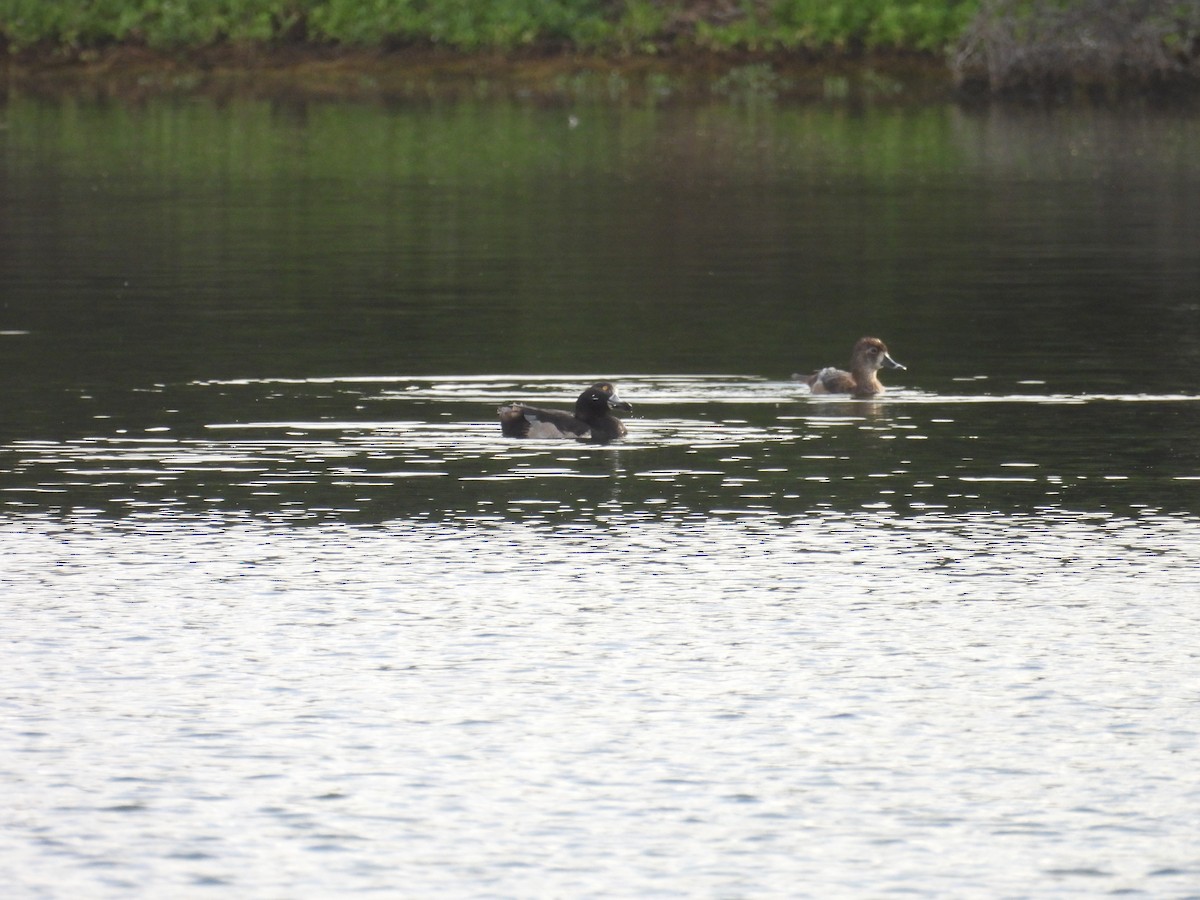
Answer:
[498,382,632,443]
[802,336,905,398]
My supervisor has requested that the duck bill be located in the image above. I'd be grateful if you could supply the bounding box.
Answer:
[882,354,906,371]
[608,390,633,412]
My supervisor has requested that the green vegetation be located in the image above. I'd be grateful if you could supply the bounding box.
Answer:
[691,0,976,53]
[3,1,1198,96]
[0,0,978,55]
[953,0,1200,95]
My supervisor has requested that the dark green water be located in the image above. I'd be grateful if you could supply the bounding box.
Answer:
[4,98,1198,387]
[2,96,1198,517]
[3,95,1200,898]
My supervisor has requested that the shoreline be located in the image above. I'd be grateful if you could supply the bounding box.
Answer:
[4,43,1198,106]
[0,44,964,105]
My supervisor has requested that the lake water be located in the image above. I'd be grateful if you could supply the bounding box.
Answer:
[2,91,1200,897]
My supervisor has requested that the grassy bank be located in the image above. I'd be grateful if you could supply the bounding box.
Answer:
[0,1,976,55]
[2,0,1198,98]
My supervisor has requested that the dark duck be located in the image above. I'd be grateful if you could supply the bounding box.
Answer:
[498,382,632,443]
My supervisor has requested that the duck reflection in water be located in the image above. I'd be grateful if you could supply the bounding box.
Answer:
[498,382,632,443]
[797,336,906,399]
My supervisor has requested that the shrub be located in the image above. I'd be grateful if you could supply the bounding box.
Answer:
[954,0,1200,93]
[1,0,978,53]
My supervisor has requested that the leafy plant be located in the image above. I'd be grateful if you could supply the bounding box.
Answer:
[2,0,982,55]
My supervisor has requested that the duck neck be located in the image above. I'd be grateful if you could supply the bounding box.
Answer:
[851,368,883,397]
[575,401,601,423]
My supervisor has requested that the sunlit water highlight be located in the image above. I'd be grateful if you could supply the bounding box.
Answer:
[6,374,1198,519]
[3,374,1200,897]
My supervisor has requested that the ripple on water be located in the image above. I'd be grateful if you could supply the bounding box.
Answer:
[4,374,1199,523]
[3,499,1200,895]
[3,378,1199,900]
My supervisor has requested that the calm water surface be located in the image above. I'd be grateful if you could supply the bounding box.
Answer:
[2,94,1200,897]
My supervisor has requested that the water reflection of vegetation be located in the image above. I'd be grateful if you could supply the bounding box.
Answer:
[5,97,1199,395]
[6,96,980,183]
